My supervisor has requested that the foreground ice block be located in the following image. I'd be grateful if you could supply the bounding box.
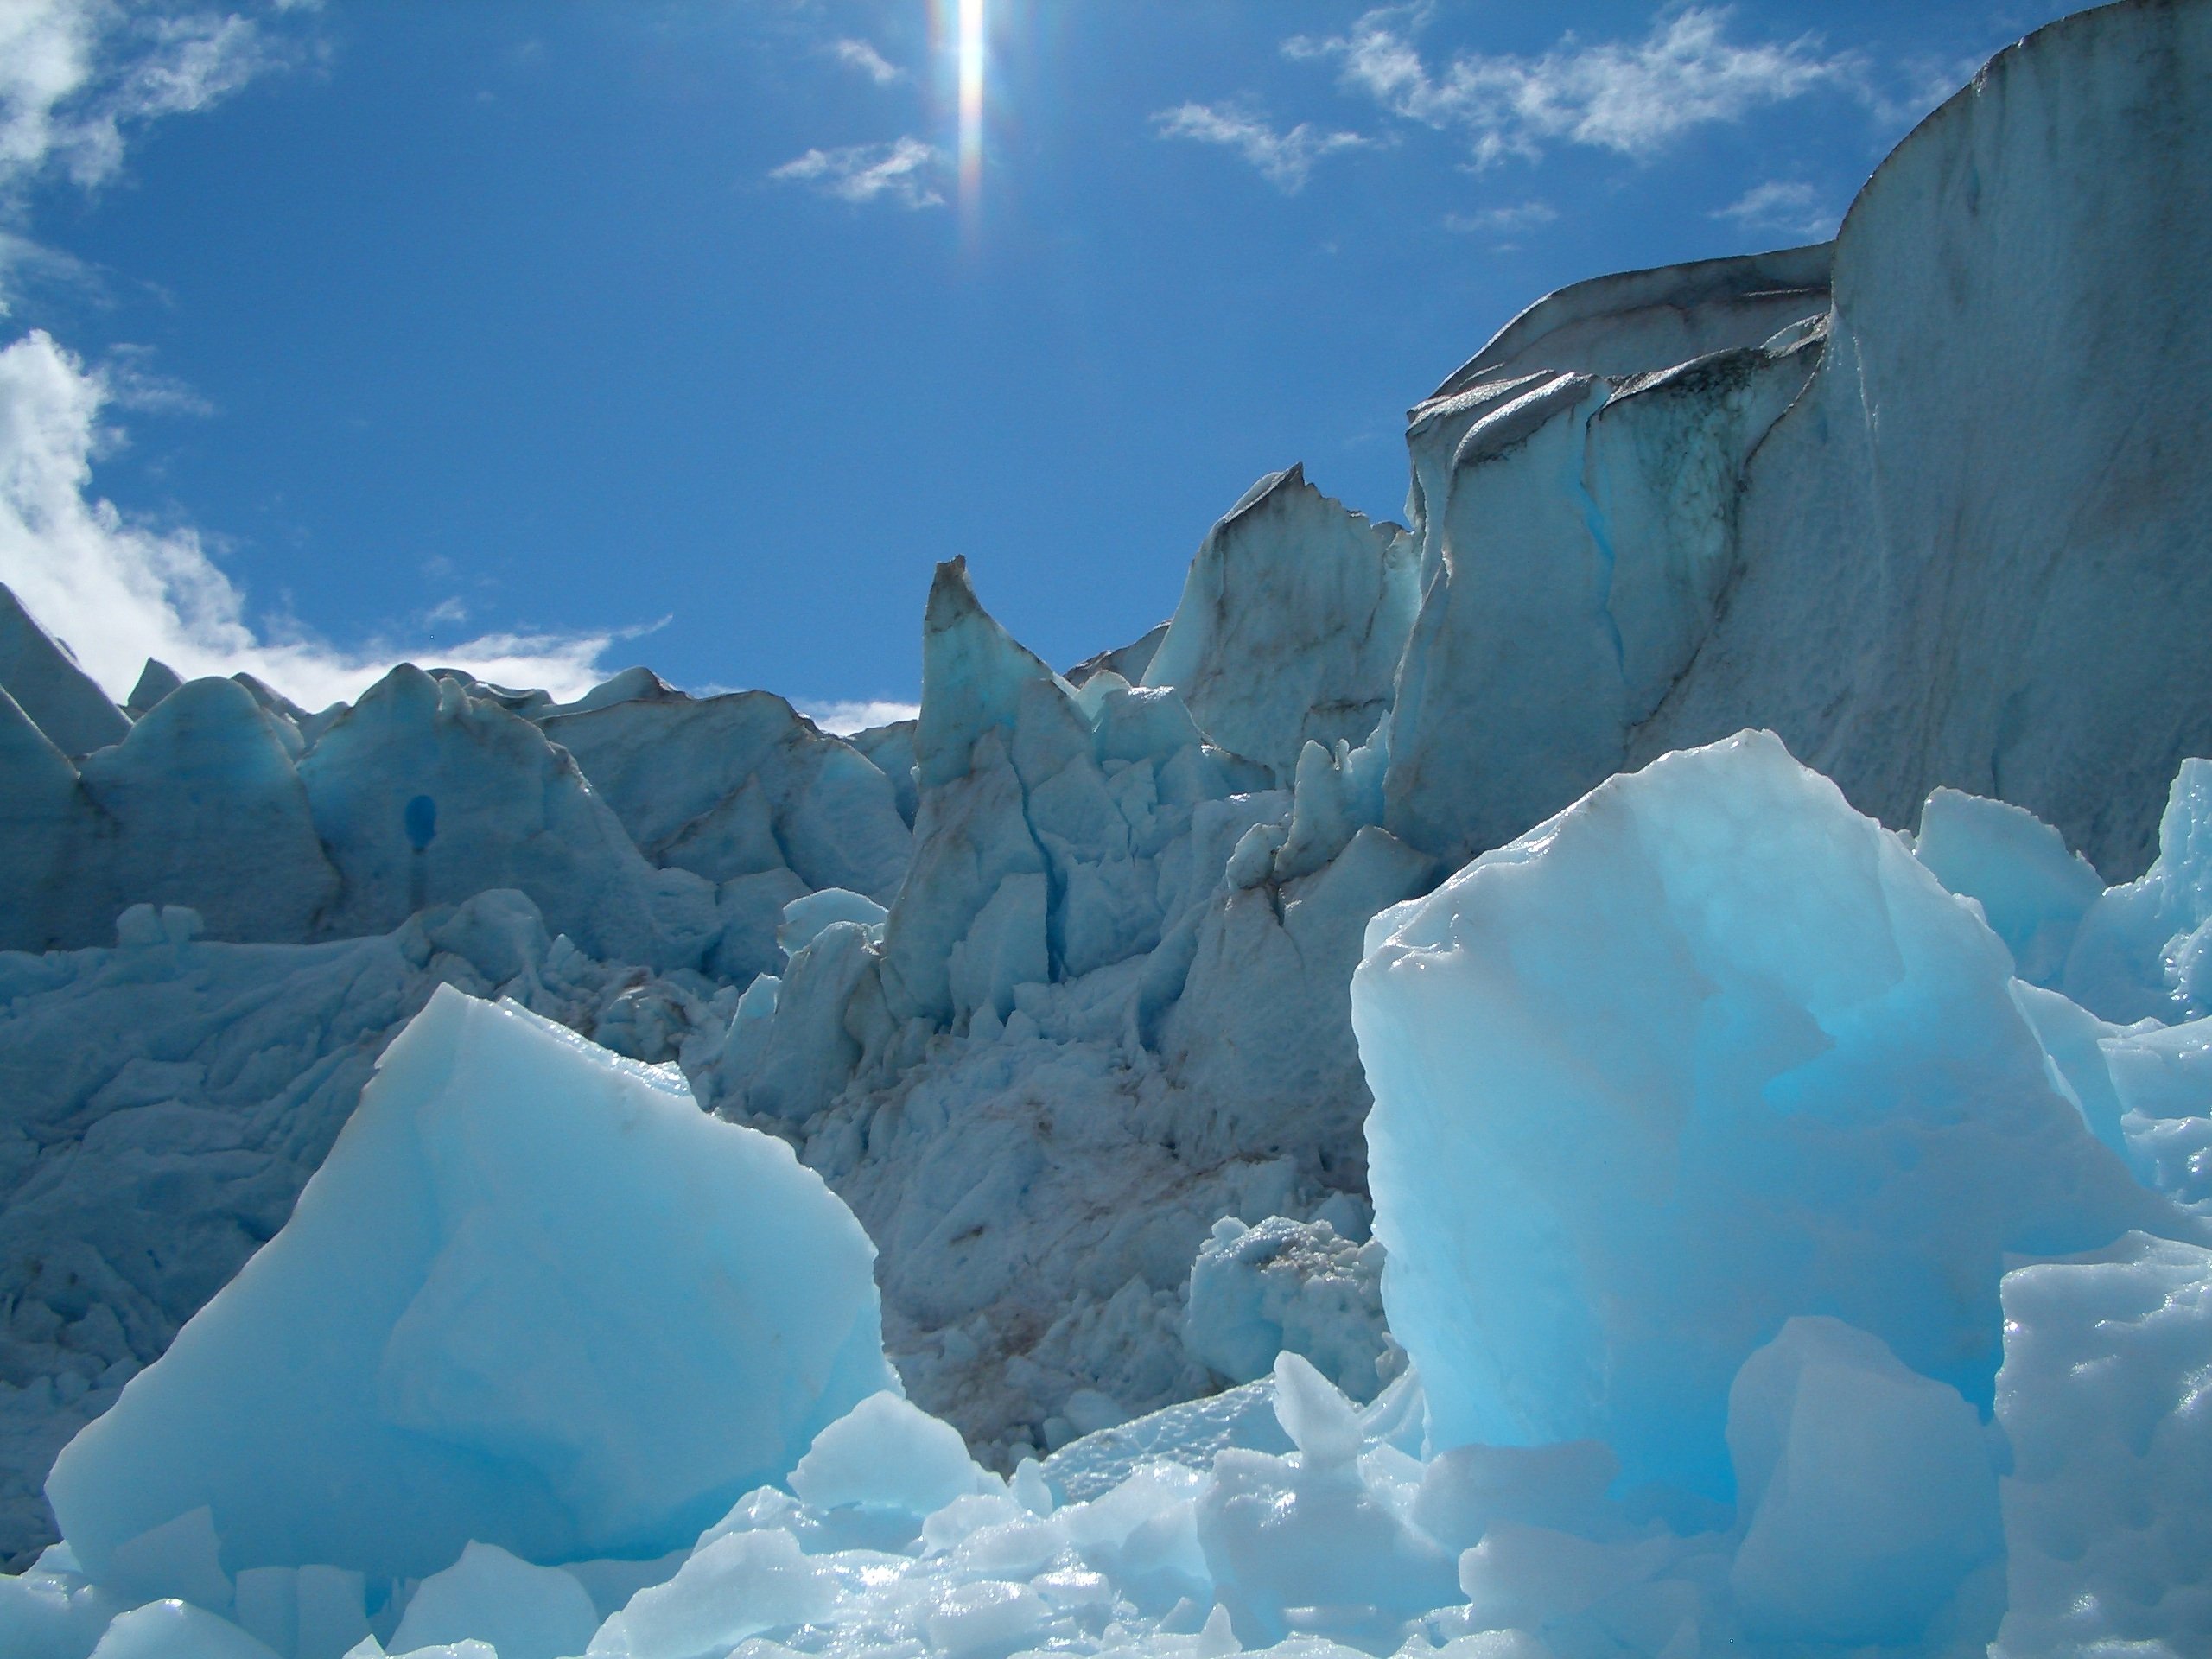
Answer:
[1353,730,2169,1499]
[46,985,895,1589]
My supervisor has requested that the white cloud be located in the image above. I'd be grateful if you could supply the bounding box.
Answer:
[800,697,918,736]
[1712,179,1839,241]
[1153,102,1369,194]
[771,136,944,209]
[98,341,215,416]
[1445,200,1557,236]
[0,1,284,194]
[830,37,904,86]
[1287,4,1861,167]
[0,329,626,709]
[0,0,305,308]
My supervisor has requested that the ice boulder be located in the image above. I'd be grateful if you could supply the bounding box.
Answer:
[787,1390,987,1517]
[1991,1231,2212,1659]
[85,1598,278,1658]
[46,985,897,1589]
[1353,730,2169,1499]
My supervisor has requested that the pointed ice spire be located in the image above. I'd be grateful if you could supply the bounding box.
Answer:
[0,684,93,951]
[126,658,185,718]
[0,584,130,756]
[913,556,1073,790]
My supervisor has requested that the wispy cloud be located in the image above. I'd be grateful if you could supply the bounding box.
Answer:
[0,0,308,308]
[96,342,216,416]
[1287,4,1862,167]
[1153,102,1369,194]
[800,697,918,736]
[1712,179,1839,241]
[771,136,944,209]
[830,37,905,87]
[1445,200,1557,237]
[0,330,627,710]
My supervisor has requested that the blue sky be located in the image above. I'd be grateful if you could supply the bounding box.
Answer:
[0,0,2058,724]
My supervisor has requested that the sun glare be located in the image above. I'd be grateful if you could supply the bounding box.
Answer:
[958,0,987,216]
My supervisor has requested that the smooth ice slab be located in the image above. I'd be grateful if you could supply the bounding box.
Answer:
[47,985,896,1589]
[1353,730,2168,1499]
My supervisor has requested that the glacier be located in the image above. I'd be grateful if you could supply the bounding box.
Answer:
[0,0,2210,1653]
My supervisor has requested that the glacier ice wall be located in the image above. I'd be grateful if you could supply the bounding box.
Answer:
[1385,0,2212,880]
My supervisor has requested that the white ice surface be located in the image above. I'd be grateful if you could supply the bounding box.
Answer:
[1992,1230,2212,1658]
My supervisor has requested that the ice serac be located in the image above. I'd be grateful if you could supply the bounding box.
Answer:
[1065,620,1167,690]
[0,585,130,758]
[846,719,918,829]
[124,660,183,720]
[1142,465,1414,782]
[1633,0,2212,876]
[1352,730,2171,1499]
[715,559,1371,1461]
[1382,248,1829,868]
[73,679,340,946]
[299,666,717,969]
[868,556,1261,1034]
[874,556,1067,1027]
[0,687,99,954]
[0,677,341,954]
[45,985,895,1587]
[538,679,911,904]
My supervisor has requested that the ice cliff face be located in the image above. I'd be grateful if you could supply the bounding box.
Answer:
[0,0,2209,1616]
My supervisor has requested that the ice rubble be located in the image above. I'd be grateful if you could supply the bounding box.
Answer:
[8,729,2212,1657]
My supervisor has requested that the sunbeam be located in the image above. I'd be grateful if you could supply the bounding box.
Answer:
[959,0,987,219]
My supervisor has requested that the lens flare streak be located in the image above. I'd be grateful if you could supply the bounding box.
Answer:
[958,0,986,213]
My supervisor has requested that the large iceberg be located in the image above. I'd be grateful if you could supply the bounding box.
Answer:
[44,985,893,1590]
[1353,731,2176,1498]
